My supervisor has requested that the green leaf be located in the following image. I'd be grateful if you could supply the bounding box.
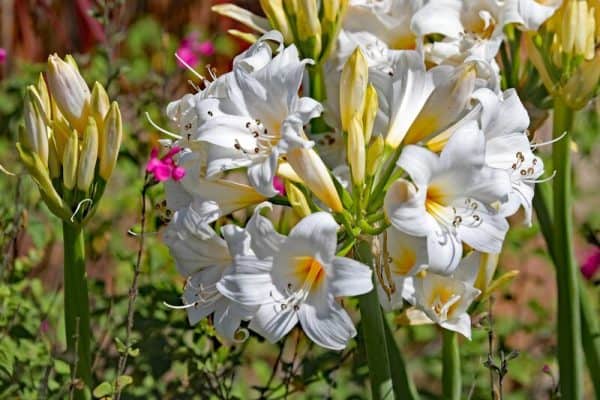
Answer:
[116,375,133,388]
[93,382,113,398]
[127,347,139,357]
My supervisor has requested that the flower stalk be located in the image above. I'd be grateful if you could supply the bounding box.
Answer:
[63,222,92,397]
[442,330,461,400]
[551,99,583,399]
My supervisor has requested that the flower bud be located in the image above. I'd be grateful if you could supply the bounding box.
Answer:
[77,118,98,192]
[287,147,343,212]
[23,86,49,166]
[99,102,123,181]
[347,116,365,185]
[90,81,110,132]
[296,0,322,59]
[561,49,600,108]
[285,180,312,218]
[48,133,61,180]
[46,54,91,132]
[560,0,596,61]
[402,64,476,146]
[63,128,79,190]
[340,47,368,132]
[366,135,385,177]
[36,73,51,116]
[362,83,378,144]
[473,252,500,293]
[323,0,341,25]
[260,0,293,44]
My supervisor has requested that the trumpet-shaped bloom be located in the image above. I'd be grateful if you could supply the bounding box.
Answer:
[413,251,482,338]
[193,31,322,197]
[165,221,257,340]
[384,122,511,274]
[218,204,373,350]
[474,88,544,225]
[376,228,428,311]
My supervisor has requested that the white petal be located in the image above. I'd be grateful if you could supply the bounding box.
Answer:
[247,153,279,197]
[397,144,440,185]
[213,299,247,340]
[456,208,509,253]
[164,180,192,211]
[384,179,438,237]
[474,88,529,139]
[217,256,274,306]
[439,121,485,170]
[329,257,373,297]
[221,224,253,257]
[298,299,357,350]
[440,313,473,339]
[411,0,464,38]
[427,229,462,275]
[285,212,339,265]
[248,303,298,343]
[246,202,286,259]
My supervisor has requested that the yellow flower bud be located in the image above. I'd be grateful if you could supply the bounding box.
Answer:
[340,47,368,132]
[63,128,79,191]
[287,147,343,212]
[366,135,385,177]
[48,133,61,180]
[23,86,49,166]
[260,0,293,44]
[36,73,51,116]
[99,102,123,181]
[285,180,312,218]
[560,0,596,61]
[362,83,378,144]
[347,116,365,185]
[77,118,98,192]
[296,0,322,59]
[46,54,91,132]
[91,81,110,132]
[561,51,600,108]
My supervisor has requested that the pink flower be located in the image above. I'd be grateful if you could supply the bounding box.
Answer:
[176,45,199,68]
[581,247,600,280]
[273,176,286,196]
[0,48,6,64]
[195,40,215,57]
[146,146,186,182]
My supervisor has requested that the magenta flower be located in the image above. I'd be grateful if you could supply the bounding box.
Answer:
[195,40,215,57]
[146,146,186,182]
[176,44,199,68]
[581,247,600,280]
[0,48,6,64]
[273,176,286,196]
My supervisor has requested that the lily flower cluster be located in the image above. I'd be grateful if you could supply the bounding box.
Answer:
[156,1,559,349]
[17,55,123,225]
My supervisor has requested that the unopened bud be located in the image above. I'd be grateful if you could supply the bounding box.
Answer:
[99,102,123,181]
[91,82,110,132]
[77,118,98,191]
[347,117,365,185]
[296,0,322,59]
[48,133,61,180]
[323,0,341,25]
[63,128,79,190]
[36,73,51,116]
[46,54,91,132]
[260,0,293,44]
[362,84,378,144]
[401,64,476,146]
[287,147,343,212]
[340,47,368,132]
[23,86,49,166]
[366,135,385,177]
[285,181,312,218]
[560,0,596,61]
[561,50,600,109]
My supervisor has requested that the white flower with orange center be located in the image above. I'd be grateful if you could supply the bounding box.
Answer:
[217,204,373,350]
[384,121,511,274]
[193,31,322,197]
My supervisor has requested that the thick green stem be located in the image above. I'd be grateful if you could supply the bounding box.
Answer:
[355,240,419,400]
[307,64,329,134]
[63,222,92,397]
[442,330,461,400]
[534,183,600,400]
[552,99,583,399]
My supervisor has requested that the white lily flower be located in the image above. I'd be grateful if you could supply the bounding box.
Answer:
[344,0,423,50]
[414,252,482,339]
[193,31,323,197]
[376,228,427,311]
[504,0,562,31]
[474,88,544,225]
[384,121,511,274]
[218,204,373,350]
[165,218,258,340]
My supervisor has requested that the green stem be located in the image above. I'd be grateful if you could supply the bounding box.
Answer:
[307,64,330,134]
[552,99,583,399]
[63,222,92,397]
[356,240,419,400]
[442,330,461,400]
[534,181,600,400]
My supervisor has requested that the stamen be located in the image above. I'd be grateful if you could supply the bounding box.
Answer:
[531,131,568,149]
[145,112,182,140]
[523,170,556,184]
